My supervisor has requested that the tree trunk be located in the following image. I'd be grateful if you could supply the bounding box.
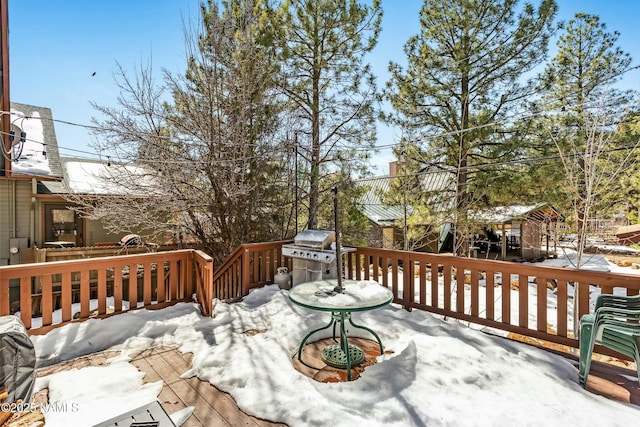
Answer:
[455,64,470,256]
[308,38,321,230]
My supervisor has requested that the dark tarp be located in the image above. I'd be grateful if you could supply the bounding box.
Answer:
[0,316,36,402]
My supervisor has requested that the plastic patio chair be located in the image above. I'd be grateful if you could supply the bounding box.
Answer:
[578,294,640,386]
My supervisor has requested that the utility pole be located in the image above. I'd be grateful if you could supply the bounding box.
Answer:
[0,0,9,176]
[294,132,298,234]
[401,152,408,251]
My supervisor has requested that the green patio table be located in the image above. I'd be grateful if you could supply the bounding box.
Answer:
[289,279,393,381]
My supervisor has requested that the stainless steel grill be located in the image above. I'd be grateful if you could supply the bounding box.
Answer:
[282,230,343,286]
[291,229,335,248]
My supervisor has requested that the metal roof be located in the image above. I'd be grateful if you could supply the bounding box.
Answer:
[418,169,456,210]
[357,169,456,226]
[358,167,563,228]
[357,177,408,226]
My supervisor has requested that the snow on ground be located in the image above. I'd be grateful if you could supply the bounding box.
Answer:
[28,252,640,426]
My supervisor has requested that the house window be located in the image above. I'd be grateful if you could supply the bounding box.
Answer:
[44,205,83,247]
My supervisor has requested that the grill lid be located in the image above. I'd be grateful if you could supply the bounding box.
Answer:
[293,229,335,249]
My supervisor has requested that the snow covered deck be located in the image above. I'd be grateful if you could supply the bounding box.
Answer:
[27,340,639,427]
[3,242,640,425]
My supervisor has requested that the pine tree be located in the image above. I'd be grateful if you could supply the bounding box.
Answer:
[267,0,382,230]
[385,0,557,254]
[612,114,640,224]
[540,13,636,266]
[539,13,639,335]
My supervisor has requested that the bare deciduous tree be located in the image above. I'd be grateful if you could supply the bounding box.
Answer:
[66,0,292,263]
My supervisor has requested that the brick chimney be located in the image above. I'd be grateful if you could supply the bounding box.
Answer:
[389,161,399,178]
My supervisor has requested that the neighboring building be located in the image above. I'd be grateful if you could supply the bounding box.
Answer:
[470,203,564,260]
[357,161,454,252]
[37,157,150,248]
[0,102,157,266]
[357,162,564,260]
[0,102,64,265]
[357,174,407,249]
[615,224,640,245]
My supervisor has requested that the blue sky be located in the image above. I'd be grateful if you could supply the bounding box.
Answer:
[8,0,640,172]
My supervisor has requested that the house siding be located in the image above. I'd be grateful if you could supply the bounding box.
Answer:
[15,180,32,242]
[0,179,33,264]
[85,218,123,246]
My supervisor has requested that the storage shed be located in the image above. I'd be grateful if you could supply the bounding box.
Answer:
[471,203,564,260]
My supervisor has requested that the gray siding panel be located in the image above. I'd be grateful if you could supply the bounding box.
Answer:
[15,181,31,241]
[0,180,33,260]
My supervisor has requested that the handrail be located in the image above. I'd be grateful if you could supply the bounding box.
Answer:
[211,240,292,301]
[193,250,214,317]
[212,245,245,285]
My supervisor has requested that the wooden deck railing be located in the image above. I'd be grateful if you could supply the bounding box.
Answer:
[0,249,213,335]
[212,240,292,301]
[345,247,640,349]
[209,242,640,351]
[193,250,215,317]
[4,240,640,354]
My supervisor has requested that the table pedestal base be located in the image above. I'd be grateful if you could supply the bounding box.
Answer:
[321,343,365,369]
[297,311,384,380]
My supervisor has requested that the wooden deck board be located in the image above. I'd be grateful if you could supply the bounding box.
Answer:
[156,385,188,417]
[34,346,285,427]
[560,352,640,405]
[517,341,640,406]
[168,379,233,427]
[130,356,163,383]
[186,377,267,427]
[142,353,185,385]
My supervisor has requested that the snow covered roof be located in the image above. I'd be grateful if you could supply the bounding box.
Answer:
[40,158,156,196]
[7,102,63,179]
[471,203,564,224]
[66,159,155,195]
[4,102,154,197]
